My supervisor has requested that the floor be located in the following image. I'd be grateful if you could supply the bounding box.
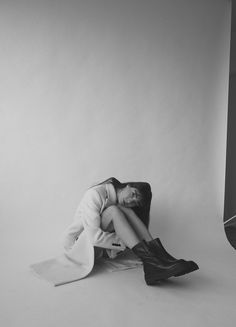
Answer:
[2,232,236,327]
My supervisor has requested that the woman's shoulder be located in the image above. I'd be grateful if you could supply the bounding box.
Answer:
[82,184,106,202]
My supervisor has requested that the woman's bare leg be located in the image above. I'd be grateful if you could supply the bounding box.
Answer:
[118,205,153,242]
[101,206,141,248]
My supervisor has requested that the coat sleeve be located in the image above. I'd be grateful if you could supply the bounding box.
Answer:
[80,189,126,251]
[63,216,84,251]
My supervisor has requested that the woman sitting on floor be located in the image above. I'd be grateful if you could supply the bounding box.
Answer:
[63,177,199,285]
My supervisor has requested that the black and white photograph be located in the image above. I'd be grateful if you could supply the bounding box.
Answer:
[0,0,235,326]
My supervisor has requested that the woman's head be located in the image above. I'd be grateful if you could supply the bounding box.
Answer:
[117,184,143,208]
[95,177,152,227]
[96,177,152,207]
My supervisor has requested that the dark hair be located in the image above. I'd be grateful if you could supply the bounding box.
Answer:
[95,177,152,228]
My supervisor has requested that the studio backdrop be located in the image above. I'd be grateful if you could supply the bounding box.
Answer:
[0,0,232,265]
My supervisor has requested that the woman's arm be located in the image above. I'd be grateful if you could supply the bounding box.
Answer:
[63,218,84,251]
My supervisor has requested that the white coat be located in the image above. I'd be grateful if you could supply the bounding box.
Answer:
[63,183,126,280]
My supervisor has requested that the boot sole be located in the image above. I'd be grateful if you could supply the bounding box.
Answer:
[145,265,186,285]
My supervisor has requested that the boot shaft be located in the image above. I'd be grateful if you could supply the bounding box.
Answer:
[132,241,187,269]
[148,238,177,261]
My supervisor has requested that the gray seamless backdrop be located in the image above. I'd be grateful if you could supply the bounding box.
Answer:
[0,1,234,327]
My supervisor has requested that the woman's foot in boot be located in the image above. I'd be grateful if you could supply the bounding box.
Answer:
[132,241,192,285]
[147,238,199,276]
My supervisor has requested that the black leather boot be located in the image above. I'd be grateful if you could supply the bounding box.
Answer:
[132,241,190,285]
[148,238,199,276]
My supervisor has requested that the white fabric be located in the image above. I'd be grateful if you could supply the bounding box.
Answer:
[63,183,126,251]
[30,231,95,286]
[31,183,128,285]
[30,250,142,286]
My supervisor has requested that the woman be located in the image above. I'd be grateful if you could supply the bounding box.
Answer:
[63,177,199,285]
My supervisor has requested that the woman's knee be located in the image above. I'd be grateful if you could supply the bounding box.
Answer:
[117,205,133,215]
[117,205,142,223]
[103,205,121,217]
[102,205,124,223]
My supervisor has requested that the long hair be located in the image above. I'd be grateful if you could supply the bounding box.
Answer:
[95,177,152,228]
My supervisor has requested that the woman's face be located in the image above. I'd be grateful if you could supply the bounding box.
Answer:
[117,185,141,207]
